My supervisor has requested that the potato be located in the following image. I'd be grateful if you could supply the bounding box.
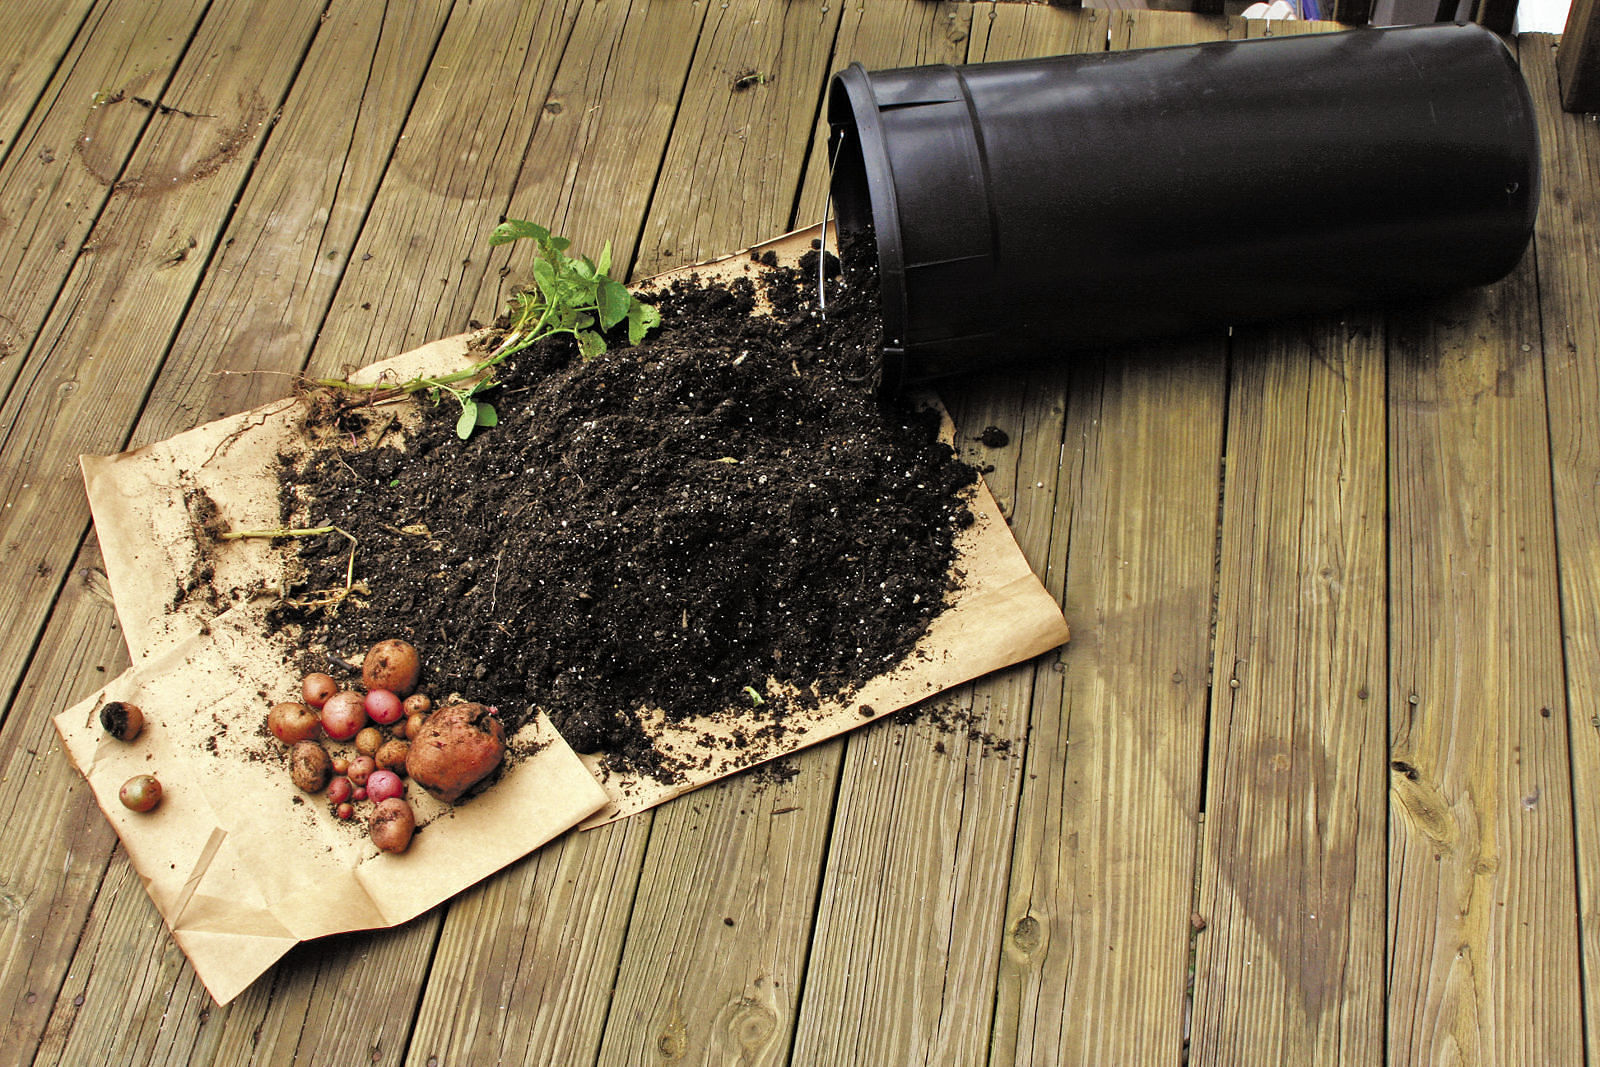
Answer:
[362,639,420,697]
[375,739,410,773]
[370,797,415,853]
[99,701,144,742]
[289,740,332,793]
[119,774,162,812]
[354,726,384,756]
[268,701,321,745]
[405,702,506,803]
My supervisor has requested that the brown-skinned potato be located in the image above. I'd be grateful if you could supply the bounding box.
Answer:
[369,797,416,853]
[362,639,420,697]
[405,702,505,803]
[289,740,332,793]
[375,738,410,773]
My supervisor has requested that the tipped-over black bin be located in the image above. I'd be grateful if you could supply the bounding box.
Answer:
[825,22,1540,386]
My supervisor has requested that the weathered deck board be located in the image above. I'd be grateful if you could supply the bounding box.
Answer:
[1522,31,1600,1059]
[790,0,976,229]
[0,0,210,454]
[129,0,456,440]
[404,818,653,1065]
[306,0,585,376]
[790,385,1061,1064]
[0,0,98,169]
[0,543,126,1063]
[0,0,324,721]
[1194,313,1388,1063]
[0,3,334,1051]
[787,6,1084,1064]
[633,0,845,277]
[488,0,711,289]
[986,14,1233,1064]
[1184,19,1388,1065]
[0,1,452,1062]
[18,3,464,1064]
[1385,36,1582,1053]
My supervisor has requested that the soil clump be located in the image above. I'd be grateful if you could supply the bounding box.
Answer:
[271,238,978,780]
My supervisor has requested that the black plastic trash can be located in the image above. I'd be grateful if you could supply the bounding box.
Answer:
[825,22,1541,386]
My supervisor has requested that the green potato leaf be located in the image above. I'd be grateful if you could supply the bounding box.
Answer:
[489,219,550,247]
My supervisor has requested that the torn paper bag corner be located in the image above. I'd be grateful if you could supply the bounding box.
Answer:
[54,607,608,1004]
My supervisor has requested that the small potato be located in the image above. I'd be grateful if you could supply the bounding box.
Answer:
[375,739,410,773]
[301,672,338,709]
[404,712,428,740]
[362,639,420,697]
[119,774,162,812]
[406,702,506,803]
[268,701,322,745]
[369,797,415,853]
[347,755,376,787]
[402,693,432,717]
[289,740,332,793]
[99,701,144,742]
[354,726,384,756]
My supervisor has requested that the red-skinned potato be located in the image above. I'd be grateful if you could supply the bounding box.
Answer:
[370,797,415,853]
[406,702,506,803]
[362,640,420,697]
[301,672,338,709]
[268,701,322,745]
[320,690,367,741]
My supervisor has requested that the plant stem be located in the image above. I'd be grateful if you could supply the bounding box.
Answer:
[220,525,359,591]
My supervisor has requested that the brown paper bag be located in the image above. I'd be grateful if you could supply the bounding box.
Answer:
[64,226,1069,1001]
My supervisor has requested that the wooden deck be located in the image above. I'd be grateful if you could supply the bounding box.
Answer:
[2,2,1598,1063]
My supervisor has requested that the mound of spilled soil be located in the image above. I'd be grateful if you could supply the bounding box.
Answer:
[272,239,977,780]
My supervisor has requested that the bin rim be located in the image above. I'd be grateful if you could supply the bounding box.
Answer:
[828,62,910,379]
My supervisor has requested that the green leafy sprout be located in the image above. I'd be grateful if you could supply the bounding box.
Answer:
[311,220,661,439]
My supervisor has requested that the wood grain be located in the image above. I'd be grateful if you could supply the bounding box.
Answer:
[1559,0,1600,111]
[1174,19,1387,1067]
[632,0,845,277]
[789,7,1086,1064]
[0,0,98,168]
[0,0,320,722]
[307,0,585,377]
[4,6,1598,1064]
[988,12,1234,1066]
[790,0,976,228]
[400,8,712,1064]
[1191,310,1388,1063]
[791,377,1064,1064]
[0,2,457,1063]
[477,0,711,326]
[130,0,455,440]
[0,0,210,420]
[1385,39,1580,1058]
[0,543,126,1064]
[589,6,852,1062]
[1521,30,1600,1060]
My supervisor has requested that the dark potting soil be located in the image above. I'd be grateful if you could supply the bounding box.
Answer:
[271,239,978,781]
